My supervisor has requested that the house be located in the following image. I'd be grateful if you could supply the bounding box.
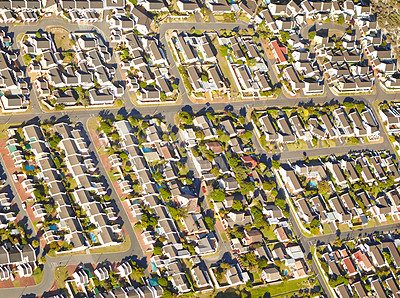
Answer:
[177,0,198,13]
[341,257,358,277]
[274,226,290,243]
[220,119,237,137]
[226,264,244,286]
[191,266,212,289]
[326,162,347,188]
[259,115,278,142]
[382,242,400,268]
[329,196,352,223]
[73,270,89,287]
[366,244,387,268]
[117,262,132,278]
[295,198,313,223]
[336,284,351,298]
[353,250,374,272]
[219,177,239,192]
[181,214,208,235]
[270,40,287,64]
[242,229,263,245]
[279,165,303,195]
[131,6,152,35]
[170,273,192,294]
[261,267,281,283]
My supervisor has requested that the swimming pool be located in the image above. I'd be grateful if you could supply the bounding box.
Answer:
[90,233,97,243]
[142,147,152,153]
[309,180,318,188]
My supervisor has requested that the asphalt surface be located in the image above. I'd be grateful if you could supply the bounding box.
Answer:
[0,16,399,298]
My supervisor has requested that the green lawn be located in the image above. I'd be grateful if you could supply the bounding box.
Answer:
[54,267,69,290]
[262,225,277,242]
[89,235,131,254]
[214,41,240,95]
[337,223,351,232]
[67,176,77,189]
[33,269,44,284]
[321,139,336,148]
[346,137,360,146]
[0,123,12,139]
[322,223,332,235]
[220,230,229,242]
[108,170,121,182]
[251,277,309,297]
[286,140,308,151]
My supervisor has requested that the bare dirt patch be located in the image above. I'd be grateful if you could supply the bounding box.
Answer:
[46,26,75,52]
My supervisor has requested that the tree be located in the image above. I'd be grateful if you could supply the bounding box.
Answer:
[220,45,228,56]
[158,277,168,287]
[275,197,286,210]
[168,205,188,220]
[116,114,124,121]
[241,130,253,141]
[153,246,163,255]
[205,216,215,231]
[239,180,255,195]
[317,180,330,196]
[258,257,268,269]
[279,31,290,42]
[337,14,345,25]
[310,218,320,229]
[271,160,280,169]
[233,165,251,181]
[231,200,243,211]
[55,104,65,110]
[159,187,171,201]
[39,256,46,264]
[32,240,40,248]
[211,167,220,177]
[210,188,225,202]
[308,31,316,40]
[263,179,276,191]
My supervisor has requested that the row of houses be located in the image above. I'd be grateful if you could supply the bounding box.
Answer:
[110,22,177,104]
[320,237,400,298]
[24,31,122,108]
[257,106,379,145]
[107,119,218,294]
[171,31,231,99]
[0,30,29,112]
[257,0,388,95]
[70,262,164,297]
[217,35,272,98]
[7,123,122,253]
[279,151,400,228]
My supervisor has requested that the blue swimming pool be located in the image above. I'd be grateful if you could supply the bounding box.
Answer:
[26,165,35,171]
[90,233,97,243]
[309,180,318,188]
[142,147,152,153]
